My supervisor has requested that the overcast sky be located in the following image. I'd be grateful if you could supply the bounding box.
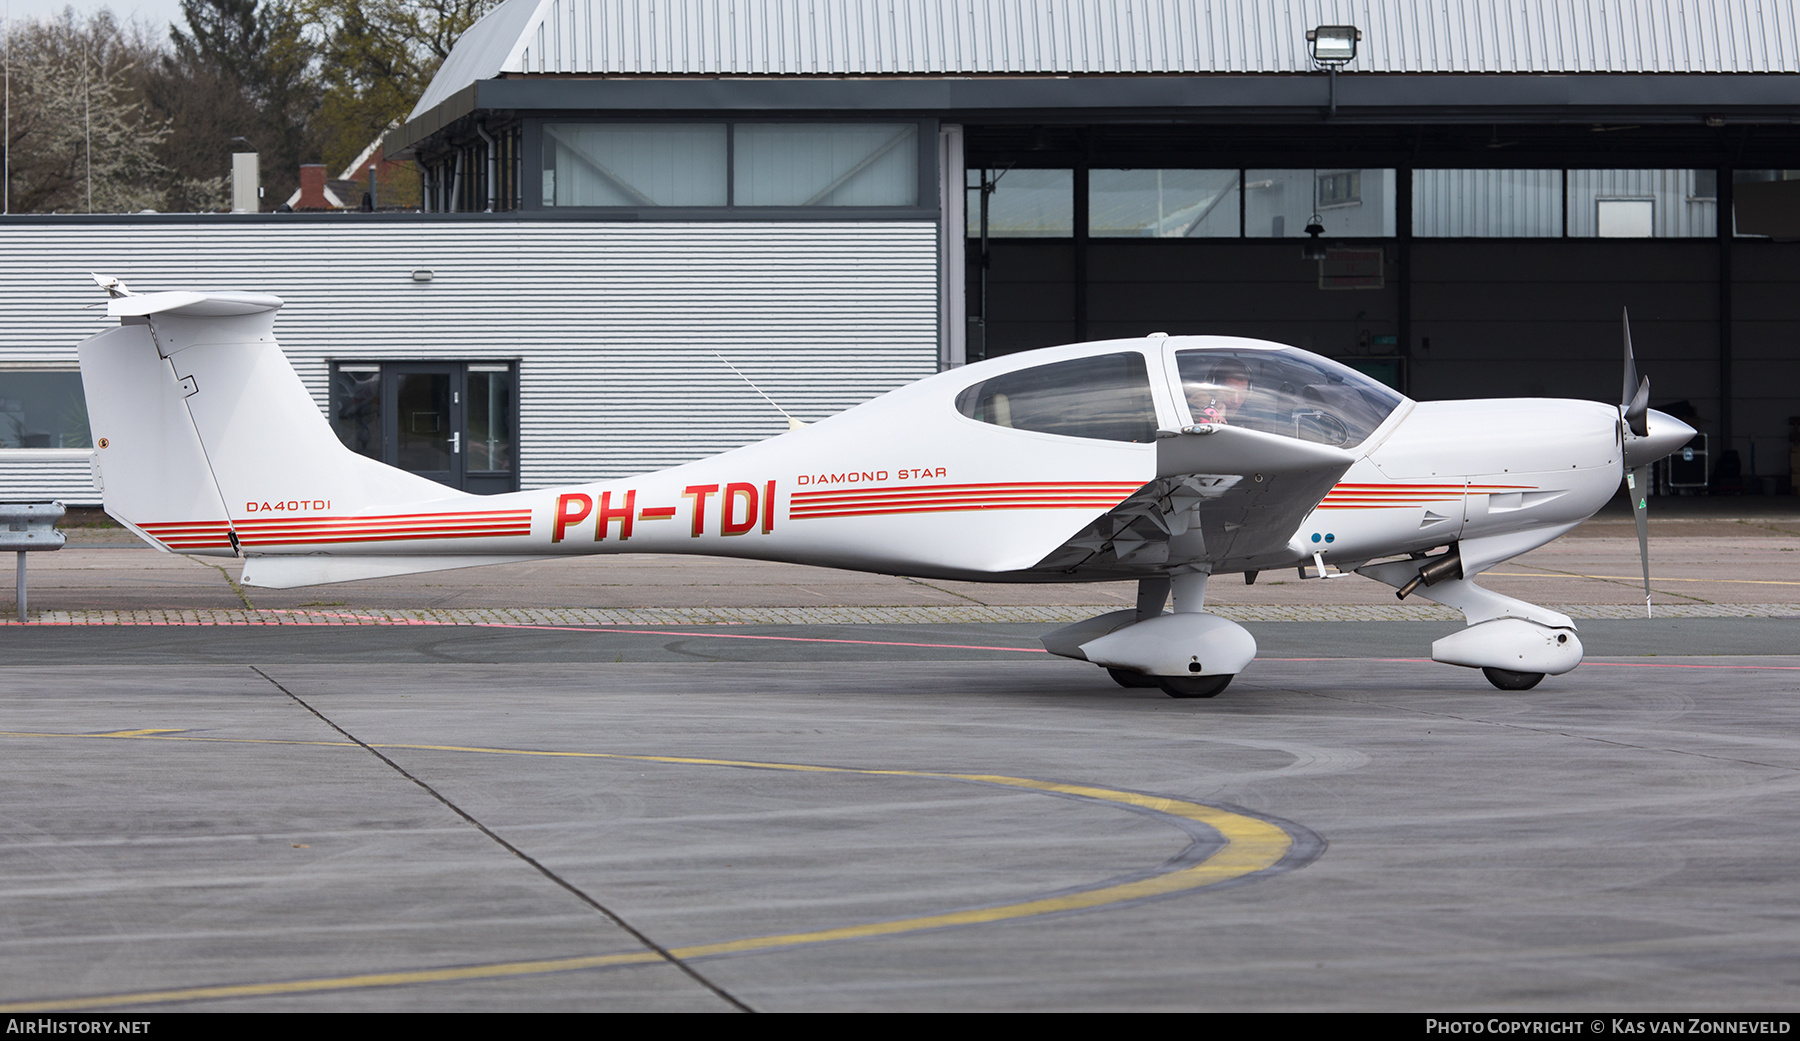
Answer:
[5,0,190,39]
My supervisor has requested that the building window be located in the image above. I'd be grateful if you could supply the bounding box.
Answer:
[1412,170,1564,237]
[1733,170,1800,238]
[1414,169,1716,238]
[1244,169,1395,238]
[540,122,922,210]
[735,124,918,206]
[1566,170,1714,237]
[966,169,1074,237]
[1316,170,1361,209]
[1089,170,1240,238]
[542,124,728,207]
[0,369,91,448]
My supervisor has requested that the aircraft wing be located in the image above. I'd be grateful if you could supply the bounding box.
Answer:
[1030,425,1354,577]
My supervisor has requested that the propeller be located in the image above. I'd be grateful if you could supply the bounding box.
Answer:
[1618,309,1653,617]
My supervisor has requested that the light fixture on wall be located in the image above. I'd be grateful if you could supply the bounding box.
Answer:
[1307,26,1360,65]
[411,269,435,282]
[1307,25,1362,118]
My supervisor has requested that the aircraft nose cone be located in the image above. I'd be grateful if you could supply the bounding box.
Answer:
[1624,408,1698,468]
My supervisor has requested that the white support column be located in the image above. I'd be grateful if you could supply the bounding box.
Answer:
[937,123,966,370]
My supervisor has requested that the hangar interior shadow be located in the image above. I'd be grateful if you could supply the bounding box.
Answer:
[963,122,1800,489]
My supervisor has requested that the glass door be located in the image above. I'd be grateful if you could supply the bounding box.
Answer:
[394,364,458,487]
[329,361,519,494]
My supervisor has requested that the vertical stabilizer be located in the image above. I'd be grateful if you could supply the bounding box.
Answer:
[77,286,468,553]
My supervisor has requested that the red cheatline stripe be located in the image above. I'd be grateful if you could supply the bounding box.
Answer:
[792,502,1126,520]
[791,492,1129,511]
[236,515,528,528]
[1327,484,1463,491]
[144,512,531,531]
[237,530,529,543]
[237,527,530,540]
[1324,489,1461,497]
[141,513,536,548]
[1318,498,1453,505]
[1325,484,1534,492]
[238,509,531,523]
[793,481,1139,502]
[237,522,527,539]
[793,490,1136,508]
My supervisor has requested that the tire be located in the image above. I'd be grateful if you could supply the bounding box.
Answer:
[1157,674,1233,699]
[1482,667,1545,691]
[1107,668,1162,689]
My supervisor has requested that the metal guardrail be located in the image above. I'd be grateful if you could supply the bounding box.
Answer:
[1,501,66,622]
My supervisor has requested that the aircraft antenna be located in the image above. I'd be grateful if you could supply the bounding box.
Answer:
[714,352,806,431]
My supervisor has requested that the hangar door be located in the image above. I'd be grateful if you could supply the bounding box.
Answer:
[328,361,519,495]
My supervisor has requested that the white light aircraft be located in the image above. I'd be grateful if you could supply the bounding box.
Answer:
[77,276,1694,697]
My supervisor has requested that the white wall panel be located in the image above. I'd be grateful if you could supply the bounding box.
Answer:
[0,450,96,505]
[0,220,939,497]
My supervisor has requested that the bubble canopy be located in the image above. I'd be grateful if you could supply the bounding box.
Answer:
[1174,347,1405,448]
[954,342,1406,449]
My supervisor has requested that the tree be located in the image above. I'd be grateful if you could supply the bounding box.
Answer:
[157,0,320,206]
[306,0,496,174]
[3,11,169,213]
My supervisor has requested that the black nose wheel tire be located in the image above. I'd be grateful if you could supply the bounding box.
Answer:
[1482,667,1545,691]
[1157,675,1233,699]
[1107,668,1163,689]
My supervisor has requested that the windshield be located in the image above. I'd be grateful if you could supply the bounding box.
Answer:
[1175,348,1404,448]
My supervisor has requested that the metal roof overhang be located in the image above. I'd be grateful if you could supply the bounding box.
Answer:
[389,72,1800,162]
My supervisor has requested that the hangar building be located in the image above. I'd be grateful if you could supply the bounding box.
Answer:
[3,0,1797,504]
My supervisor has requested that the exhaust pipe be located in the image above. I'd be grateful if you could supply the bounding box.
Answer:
[1397,544,1463,600]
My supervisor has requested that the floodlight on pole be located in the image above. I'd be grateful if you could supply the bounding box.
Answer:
[1307,25,1362,118]
[1307,26,1361,66]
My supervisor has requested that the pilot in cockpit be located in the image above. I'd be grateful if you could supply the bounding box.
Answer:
[1192,358,1252,426]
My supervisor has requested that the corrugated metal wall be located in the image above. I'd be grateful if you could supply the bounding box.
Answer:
[481,0,1800,83]
[1566,169,1718,238]
[0,220,939,504]
[1413,169,1718,237]
[1415,170,1566,237]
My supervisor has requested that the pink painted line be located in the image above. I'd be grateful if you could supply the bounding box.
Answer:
[468,621,1050,653]
[1579,660,1800,671]
[1262,656,1800,671]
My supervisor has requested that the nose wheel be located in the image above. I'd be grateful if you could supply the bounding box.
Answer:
[1482,667,1545,691]
[1158,674,1234,699]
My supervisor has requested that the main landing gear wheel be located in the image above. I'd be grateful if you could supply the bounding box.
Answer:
[1157,675,1234,699]
[1107,668,1162,689]
[1482,667,1545,691]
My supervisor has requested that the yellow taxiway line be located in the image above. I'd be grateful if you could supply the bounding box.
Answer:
[0,729,1297,1012]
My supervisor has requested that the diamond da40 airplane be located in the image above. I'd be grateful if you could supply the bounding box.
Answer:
[77,277,1694,697]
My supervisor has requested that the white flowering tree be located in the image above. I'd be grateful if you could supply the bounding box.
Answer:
[4,10,170,213]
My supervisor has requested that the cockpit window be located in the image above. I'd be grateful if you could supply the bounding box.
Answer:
[1175,348,1404,448]
[955,351,1157,443]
